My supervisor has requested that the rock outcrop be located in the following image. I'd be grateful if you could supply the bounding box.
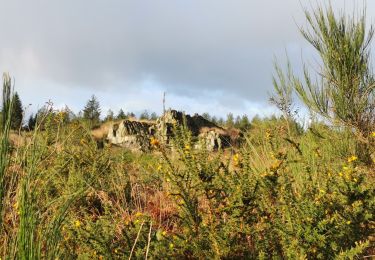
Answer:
[107,120,153,151]
[105,109,241,152]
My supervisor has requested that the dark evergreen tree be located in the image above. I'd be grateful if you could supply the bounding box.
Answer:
[234,115,241,128]
[202,112,211,121]
[27,113,37,131]
[239,115,251,130]
[83,95,101,123]
[150,112,158,121]
[116,109,127,120]
[226,113,234,128]
[139,110,150,120]
[217,117,224,127]
[11,92,23,130]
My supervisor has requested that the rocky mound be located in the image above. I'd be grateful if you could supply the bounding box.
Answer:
[107,120,153,151]
[105,109,241,151]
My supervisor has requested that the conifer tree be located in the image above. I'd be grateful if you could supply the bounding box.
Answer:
[83,95,101,123]
[150,112,158,121]
[139,110,150,120]
[226,113,234,128]
[116,109,127,120]
[234,115,241,128]
[11,92,23,130]
[239,115,251,130]
[202,112,211,121]
[105,109,114,121]
[217,117,224,127]
[27,114,37,131]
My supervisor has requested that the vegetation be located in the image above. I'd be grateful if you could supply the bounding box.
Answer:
[104,109,114,122]
[83,95,101,124]
[139,110,150,120]
[27,113,37,131]
[10,92,23,130]
[0,4,374,259]
[273,5,375,165]
[116,109,127,120]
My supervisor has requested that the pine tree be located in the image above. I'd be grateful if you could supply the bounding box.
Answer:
[116,109,127,120]
[217,117,224,127]
[226,113,234,128]
[83,95,101,123]
[11,92,23,130]
[28,113,37,131]
[239,115,251,130]
[202,112,211,121]
[234,115,241,128]
[105,109,114,121]
[150,112,158,121]
[139,110,150,120]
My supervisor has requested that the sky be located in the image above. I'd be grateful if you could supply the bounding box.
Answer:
[0,0,375,119]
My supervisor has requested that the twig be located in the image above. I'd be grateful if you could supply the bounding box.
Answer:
[145,221,152,259]
[128,221,144,260]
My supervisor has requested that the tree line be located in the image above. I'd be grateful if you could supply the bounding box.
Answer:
[3,94,253,131]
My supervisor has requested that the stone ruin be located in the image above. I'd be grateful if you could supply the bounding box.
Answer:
[105,109,242,152]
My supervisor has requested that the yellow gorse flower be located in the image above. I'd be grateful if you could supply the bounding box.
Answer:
[74,220,81,228]
[233,153,240,166]
[347,155,358,163]
[371,131,375,138]
[270,159,282,171]
[150,137,160,147]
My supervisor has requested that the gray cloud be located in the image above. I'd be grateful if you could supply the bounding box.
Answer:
[0,0,374,116]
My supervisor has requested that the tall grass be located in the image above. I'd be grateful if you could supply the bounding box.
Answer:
[0,73,13,224]
[0,79,90,259]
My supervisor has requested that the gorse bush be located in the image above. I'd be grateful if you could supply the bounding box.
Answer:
[153,120,374,259]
